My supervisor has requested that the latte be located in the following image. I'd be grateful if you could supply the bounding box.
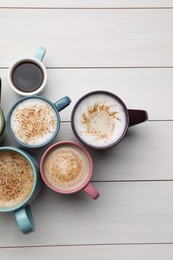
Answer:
[43,144,91,191]
[10,98,58,146]
[72,93,127,148]
[0,151,34,208]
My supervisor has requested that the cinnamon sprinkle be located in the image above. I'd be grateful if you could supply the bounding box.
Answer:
[13,104,57,144]
[80,100,120,142]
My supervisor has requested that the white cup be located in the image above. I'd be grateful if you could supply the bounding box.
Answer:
[8,47,47,96]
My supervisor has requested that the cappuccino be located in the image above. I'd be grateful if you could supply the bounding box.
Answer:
[43,144,91,191]
[72,93,127,148]
[0,151,34,208]
[10,98,58,146]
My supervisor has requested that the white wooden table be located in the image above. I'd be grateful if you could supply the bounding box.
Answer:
[0,1,173,259]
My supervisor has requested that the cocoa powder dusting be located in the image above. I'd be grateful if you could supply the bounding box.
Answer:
[13,104,56,144]
[80,100,121,142]
[0,151,34,207]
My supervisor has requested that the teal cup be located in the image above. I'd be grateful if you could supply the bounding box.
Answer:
[0,146,41,234]
[0,78,5,142]
[7,95,71,149]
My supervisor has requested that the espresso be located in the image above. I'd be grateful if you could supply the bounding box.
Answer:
[0,151,34,208]
[12,62,44,92]
[73,93,127,148]
[43,145,90,191]
[10,98,58,146]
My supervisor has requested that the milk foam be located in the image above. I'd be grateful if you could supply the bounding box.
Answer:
[44,145,90,191]
[10,98,58,146]
[73,94,127,147]
[0,151,34,208]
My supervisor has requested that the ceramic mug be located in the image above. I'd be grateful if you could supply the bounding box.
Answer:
[0,146,41,234]
[8,47,47,96]
[7,95,71,149]
[40,141,100,199]
[71,90,148,149]
[0,79,5,142]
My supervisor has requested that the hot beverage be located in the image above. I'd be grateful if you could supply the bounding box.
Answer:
[10,98,58,146]
[8,47,47,96]
[0,150,34,208]
[12,62,44,92]
[72,92,127,148]
[43,144,91,191]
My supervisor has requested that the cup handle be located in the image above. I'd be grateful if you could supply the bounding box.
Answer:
[83,182,100,200]
[54,96,71,112]
[14,205,35,234]
[128,109,148,127]
[34,46,46,61]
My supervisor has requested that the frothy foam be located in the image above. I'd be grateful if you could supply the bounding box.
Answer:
[73,94,127,147]
[44,145,90,191]
[10,98,58,146]
[0,151,34,208]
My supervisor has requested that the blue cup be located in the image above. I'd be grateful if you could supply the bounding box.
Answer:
[0,146,41,234]
[7,95,71,148]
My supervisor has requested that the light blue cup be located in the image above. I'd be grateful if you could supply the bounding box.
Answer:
[7,95,71,148]
[8,46,47,96]
[0,146,41,234]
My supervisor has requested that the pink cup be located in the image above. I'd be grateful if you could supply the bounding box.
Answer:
[40,141,99,199]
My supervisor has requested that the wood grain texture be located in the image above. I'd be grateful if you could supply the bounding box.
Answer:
[2,121,173,181]
[1,244,173,260]
[1,68,173,120]
[1,0,173,8]
[0,1,172,259]
[0,9,173,67]
[0,181,173,247]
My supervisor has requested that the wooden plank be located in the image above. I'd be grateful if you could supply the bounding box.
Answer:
[1,244,173,260]
[1,68,173,121]
[0,10,172,67]
[2,121,173,181]
[0,181,173,246]
[1,0,173,8]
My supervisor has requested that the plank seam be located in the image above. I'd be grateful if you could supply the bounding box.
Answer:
[1,67,173,70]
[1,7,173,10]
[1,242,173,249]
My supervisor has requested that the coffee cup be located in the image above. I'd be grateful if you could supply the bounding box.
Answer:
[40,141,100,199]
[8,47,47,96]
[71,90,148,149]
[0,79,5,142]
[7,95,71,148]
[0,146,41,234]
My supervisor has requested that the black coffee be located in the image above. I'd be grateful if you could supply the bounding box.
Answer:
[12,62,44,92]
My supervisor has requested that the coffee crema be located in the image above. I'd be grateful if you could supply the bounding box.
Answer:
[10,98,58,146]
[0,151,34,208]
[12,62,44,93]
[43,145,90,191]
[73,93,127,147]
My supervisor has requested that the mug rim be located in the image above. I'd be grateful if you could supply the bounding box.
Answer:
[0,146,37,212]
[7,95,61,149]
[0,108,5,134]
[71,90,129,150]
[40,141,93,194]
[8,57,47,96]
